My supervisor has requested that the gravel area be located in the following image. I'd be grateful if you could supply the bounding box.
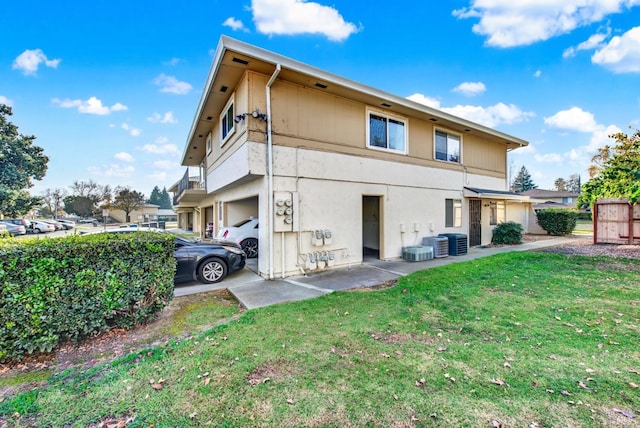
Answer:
[524,234,640,259]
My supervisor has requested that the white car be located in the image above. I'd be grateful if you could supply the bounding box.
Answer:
[31,220,56,233]
[57,219,75,230]
[217,217,259,258]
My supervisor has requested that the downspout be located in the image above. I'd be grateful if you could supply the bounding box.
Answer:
[266,64,281,280]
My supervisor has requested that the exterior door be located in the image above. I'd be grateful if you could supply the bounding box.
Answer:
[469,199,482,246]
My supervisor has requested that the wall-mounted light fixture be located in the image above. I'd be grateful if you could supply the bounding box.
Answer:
[234,108,268,123]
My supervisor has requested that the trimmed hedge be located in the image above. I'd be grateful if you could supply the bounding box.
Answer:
[0,232,176,362]
[492,221,524,245]
[536,209,578,236]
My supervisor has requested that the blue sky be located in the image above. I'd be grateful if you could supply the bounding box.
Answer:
[2,0,639,198]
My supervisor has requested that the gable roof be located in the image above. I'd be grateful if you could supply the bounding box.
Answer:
[183,36,529,165]
[519,189,580,198]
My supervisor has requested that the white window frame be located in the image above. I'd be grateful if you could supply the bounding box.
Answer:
[206,132,212,154]
[366,108,407,154]
[220,95,235,147]
[445,198,462,228]
[434,129,462,164]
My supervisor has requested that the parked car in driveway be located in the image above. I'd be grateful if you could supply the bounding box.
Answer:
[42,220,64,231]
[89,229,247,283]
[3,218,33,233]
[57,219,75,230]
[216,217,259,258]
[31,220,56,233]
[0,221,27,236]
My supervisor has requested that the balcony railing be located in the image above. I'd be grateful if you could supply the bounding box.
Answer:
[173,169,206,206]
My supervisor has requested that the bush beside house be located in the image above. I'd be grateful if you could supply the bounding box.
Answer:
[0,232,175,362]
[536,209,578,236]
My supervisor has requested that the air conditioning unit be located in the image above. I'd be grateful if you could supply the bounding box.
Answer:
[439,233,468,256]
[422,236,449,258]
[402,245,434,262]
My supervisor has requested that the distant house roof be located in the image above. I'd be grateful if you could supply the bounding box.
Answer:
[519,189,579,198]
[158,209,176,216]
[463,187,530,201]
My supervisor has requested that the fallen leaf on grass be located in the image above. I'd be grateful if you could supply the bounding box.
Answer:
[286,398,295,405]
[490,379,505,386]
[560,390,572,396]
[629,369,640,375]
[628,382,638,389]
[612,408,635,419]
[492,420,503,428]
[151,383,163,390]
[203,377,211,386]
[504,362,512,369]
[415,378,426,388]
[578,381,590,390]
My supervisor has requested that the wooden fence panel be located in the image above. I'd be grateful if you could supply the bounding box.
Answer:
[594,199,639,244]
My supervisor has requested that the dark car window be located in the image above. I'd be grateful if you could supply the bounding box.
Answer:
[233,219,253,227]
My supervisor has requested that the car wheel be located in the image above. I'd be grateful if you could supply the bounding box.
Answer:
[241,238,258,258]
[197,258,228,283]
[34,227,41,234]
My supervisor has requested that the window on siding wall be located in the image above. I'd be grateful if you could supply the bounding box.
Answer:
[435,130,461,163]
[489,201,505,225]
[220,96,234,146]
[367,111,406,153]
[445,199,462,227]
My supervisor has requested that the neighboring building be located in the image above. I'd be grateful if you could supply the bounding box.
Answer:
[173,36,535,279]
[519,189,580,210]
[109,204,166,224]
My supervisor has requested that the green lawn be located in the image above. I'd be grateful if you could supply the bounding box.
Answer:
[2,252,639,427]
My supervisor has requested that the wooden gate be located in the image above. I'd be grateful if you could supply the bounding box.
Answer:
[593,198,640,244]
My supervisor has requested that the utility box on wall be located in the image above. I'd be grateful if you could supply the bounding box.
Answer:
[274,191,298,232]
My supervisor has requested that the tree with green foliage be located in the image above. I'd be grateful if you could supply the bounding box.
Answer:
[0,104,49,216]
[111,186,145,222]
[511,166,538,192]
[553,174,581,193]
[69,179,112,216]
[63,195,95,218]
[159,187,172,209]
[147,186,162,206]
[579,128,640,206]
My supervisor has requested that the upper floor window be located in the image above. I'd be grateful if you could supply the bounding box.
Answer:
[220,96,235,146]
[206,132,212,154]
[435,130,461,163]
[367,110,407,153]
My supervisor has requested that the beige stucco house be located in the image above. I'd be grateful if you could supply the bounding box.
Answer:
[172,36,536,279]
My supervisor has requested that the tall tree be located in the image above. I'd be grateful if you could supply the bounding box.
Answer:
[554,178,567,191]
[41,188,67,218]
[111,186,145,222]
[0,104,49,216]
[63,195,95,218]
[511,166,538,192]
[159,187,172,209]
[69,180,111,216]
[579,128,640,206]
[147,186,162,206]
[566,173,581,193]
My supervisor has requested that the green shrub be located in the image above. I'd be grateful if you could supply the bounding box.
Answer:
[536,209,578,236]
[576,211,592,221]
[491,221,524,245]
[0,232,176,362]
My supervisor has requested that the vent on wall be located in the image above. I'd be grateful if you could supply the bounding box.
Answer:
[232,57,249,65]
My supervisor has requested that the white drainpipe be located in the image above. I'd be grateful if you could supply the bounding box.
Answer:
[266,64,281,280]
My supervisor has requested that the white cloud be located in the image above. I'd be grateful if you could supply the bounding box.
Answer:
[87,164,135,178]
[592,26,640,73]
[0,95,13,106]
[223,17,246,31]
[563,29,611,58]
[153,73,192,94]
[163,58,181,66]
[453,1,637,48]
[121,123,142,136]
[452,81,486,96]
[406,93,441,109]
[12,49,61,75]
[52,96,128,115]
[534,70,542,78]
[114,152,135,162]
[251,0,361,42]
[139,143,180,155]
[152,160,175,170]
[147,111,177,124]
[147,171,168,181]
[544,107,599,133]
[442,102,535,128]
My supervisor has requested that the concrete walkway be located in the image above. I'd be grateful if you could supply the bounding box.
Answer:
[174,236,582,309]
